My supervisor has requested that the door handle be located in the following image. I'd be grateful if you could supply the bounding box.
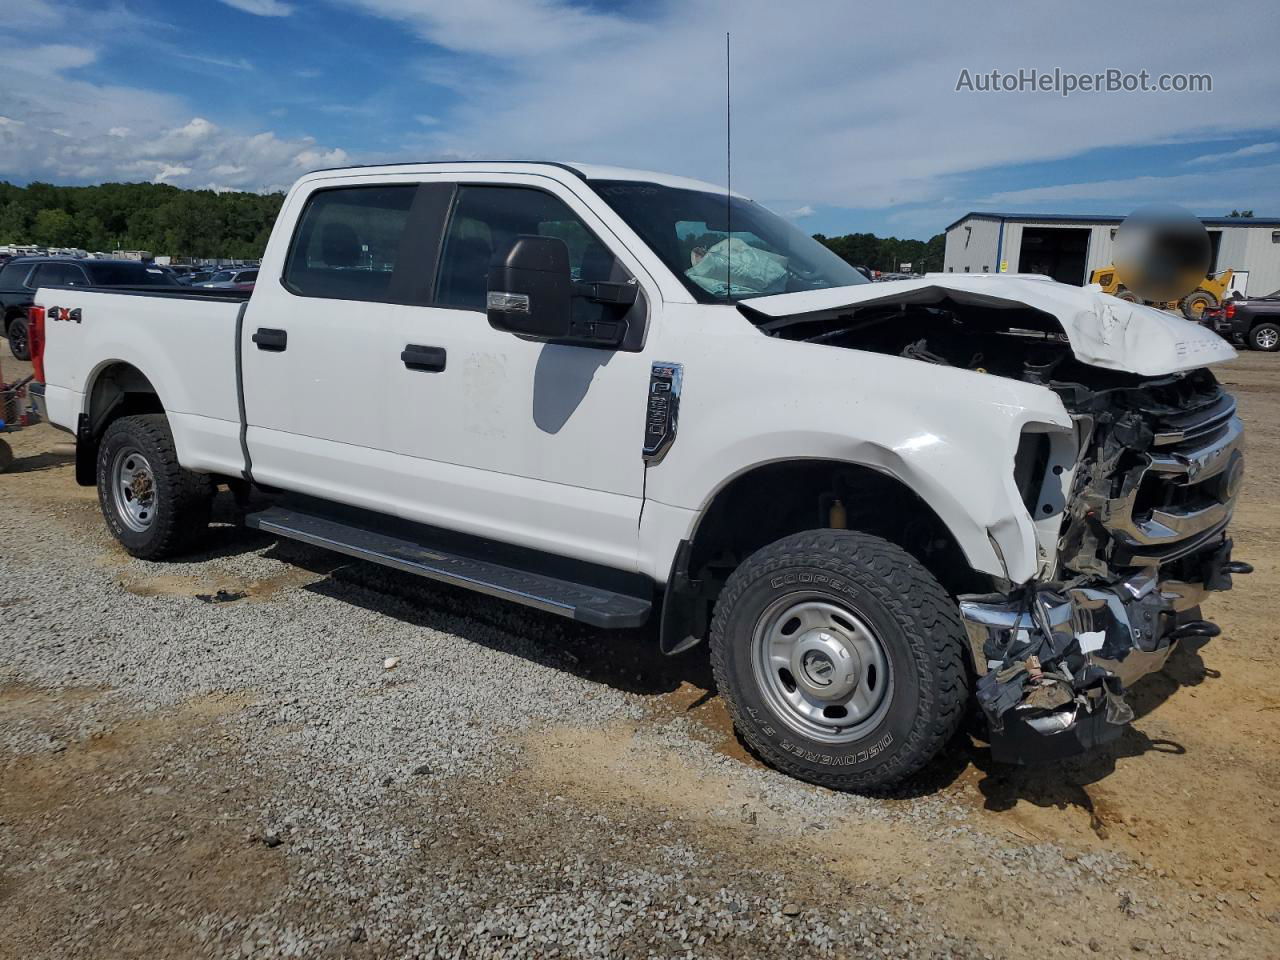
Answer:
[401,344,446,372]
[252,328,288,351]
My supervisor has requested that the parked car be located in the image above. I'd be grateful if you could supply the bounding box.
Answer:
[24,161,1249,792]
[1204,292,1280,351]
[199,268,259,288]
[1,257,177,360]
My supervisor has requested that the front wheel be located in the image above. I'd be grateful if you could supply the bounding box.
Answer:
[709,530,969,793]
[1182,290,1217,321]
[6,316,30,361]
[97,414,214,559]
[1249,322,1280,352]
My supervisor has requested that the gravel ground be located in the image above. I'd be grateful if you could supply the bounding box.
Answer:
[2,350,1279,959]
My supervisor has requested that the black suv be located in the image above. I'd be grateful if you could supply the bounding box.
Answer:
[0,257,176,359]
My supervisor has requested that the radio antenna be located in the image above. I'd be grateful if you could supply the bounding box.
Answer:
[725,31,732,296]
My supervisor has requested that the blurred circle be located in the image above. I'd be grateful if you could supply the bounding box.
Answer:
[1113,204,1210,303]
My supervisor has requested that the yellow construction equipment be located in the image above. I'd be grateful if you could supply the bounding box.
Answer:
[1089,265,1236,319]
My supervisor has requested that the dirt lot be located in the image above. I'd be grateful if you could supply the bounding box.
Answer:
[2,349,1279,958]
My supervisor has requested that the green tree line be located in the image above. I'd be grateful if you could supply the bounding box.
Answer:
[815,231,946,274]
[0,181,284,260]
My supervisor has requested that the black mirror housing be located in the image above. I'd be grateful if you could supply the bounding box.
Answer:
[487,235,632,348]
[486,235,574,340]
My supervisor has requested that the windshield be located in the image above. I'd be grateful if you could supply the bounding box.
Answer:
[589,180,868,302]
[87,263,174,286]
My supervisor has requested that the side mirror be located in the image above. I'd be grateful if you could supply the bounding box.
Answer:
[486,235,573,340]
[487,235,637,348]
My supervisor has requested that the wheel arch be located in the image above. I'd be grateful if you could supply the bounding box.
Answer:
[659,457,997,655]
[75,360,167,486]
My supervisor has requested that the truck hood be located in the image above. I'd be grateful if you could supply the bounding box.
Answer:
[740,274,1237,376]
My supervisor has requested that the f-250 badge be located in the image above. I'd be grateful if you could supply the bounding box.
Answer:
[643,362,682,464]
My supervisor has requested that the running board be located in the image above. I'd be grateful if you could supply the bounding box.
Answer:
[245,504,652,629]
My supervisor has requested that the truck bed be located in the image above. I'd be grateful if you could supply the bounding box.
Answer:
[37,285,250,480]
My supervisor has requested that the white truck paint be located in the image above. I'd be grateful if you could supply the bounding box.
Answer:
[28,162,1247,789]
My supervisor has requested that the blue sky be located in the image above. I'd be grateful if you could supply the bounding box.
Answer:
[1,0,1277,239]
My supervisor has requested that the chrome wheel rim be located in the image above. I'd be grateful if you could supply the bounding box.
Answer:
[751,595,893,744]
[112,447,157,532]
[1258,328,1279,349]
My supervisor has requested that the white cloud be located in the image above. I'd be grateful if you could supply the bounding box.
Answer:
[978,163,1280,214]
[0,53,352,192]
[171,50,255,71]
[786,205,816,219]
[340,0,1280,222]
[334,0,636,58]
[18,43,97,73]
[415,114,440,126]
[1187,142,1279,165]
[153,164,192,184]
[219,0,293,16]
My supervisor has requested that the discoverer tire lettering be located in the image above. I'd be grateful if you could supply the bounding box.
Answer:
[709,529,969,793]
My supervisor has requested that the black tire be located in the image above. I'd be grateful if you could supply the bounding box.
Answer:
[96,414,214,559]
[1248,322,1280,352]
[1114,288,1140,303]
[6,315,30,361]
[709,529,969,793]
[1181,290,1216,321]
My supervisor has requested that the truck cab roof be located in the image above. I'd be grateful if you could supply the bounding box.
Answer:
[302,160,749,200]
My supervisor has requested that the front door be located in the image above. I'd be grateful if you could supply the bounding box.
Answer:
[381,177,654,572]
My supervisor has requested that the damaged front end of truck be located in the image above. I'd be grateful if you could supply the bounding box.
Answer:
[960,367,1250,761]
[742,276,1251,762]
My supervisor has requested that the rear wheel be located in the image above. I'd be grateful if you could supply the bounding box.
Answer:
[97,414,214,559]
[1249,322,1280,352]
[1182,290,1216,321]
[709,529,969,793]
[6,316,30,361]
[1115,288,1140,304]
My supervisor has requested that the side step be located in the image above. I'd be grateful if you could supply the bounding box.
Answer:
[245,504,652,629]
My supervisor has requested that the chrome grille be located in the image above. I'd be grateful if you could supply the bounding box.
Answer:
[1100,387,1243,568]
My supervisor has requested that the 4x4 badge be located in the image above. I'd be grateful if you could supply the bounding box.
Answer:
[643,362,682,464]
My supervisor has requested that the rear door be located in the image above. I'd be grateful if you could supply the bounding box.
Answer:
[239,180,443,509]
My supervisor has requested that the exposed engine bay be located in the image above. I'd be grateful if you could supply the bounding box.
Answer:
[755,296,1251,762]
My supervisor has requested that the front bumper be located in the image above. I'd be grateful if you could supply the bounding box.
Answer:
[959,538,1247,764]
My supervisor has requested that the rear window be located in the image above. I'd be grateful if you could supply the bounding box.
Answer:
[86,263,174,286]
[284,185,417,302]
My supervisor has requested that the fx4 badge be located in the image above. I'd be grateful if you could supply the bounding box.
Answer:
[643,361,682,464]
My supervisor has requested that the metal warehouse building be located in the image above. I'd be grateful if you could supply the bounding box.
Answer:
[943,213,1280,296]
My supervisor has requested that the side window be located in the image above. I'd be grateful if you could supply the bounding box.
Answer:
[285,185,417,302]
[436,186,621,310]
[30,263,82,287]
[0,262,30,288]
[52,263,88,286]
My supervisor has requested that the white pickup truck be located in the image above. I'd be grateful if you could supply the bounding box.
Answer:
[26,162,1250,791]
